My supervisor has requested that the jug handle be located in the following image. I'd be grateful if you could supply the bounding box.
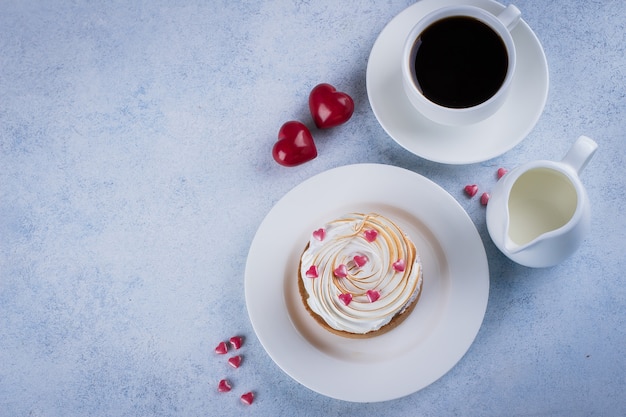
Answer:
[561,135,598,175]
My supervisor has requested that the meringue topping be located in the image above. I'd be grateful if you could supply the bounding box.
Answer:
[300,213,422,334]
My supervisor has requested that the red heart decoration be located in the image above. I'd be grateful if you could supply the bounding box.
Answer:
[333,264,348,278]
[353,255,368,268]
[366,289,381,303]
[272,121,317,167]
[309,83,354,129]
[364,229,378,242]
[305,265,319,278]
[312,228,326,241]
[392,259,406,272]
[338,293,353,306]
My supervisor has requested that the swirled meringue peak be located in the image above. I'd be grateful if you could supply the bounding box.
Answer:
[300,212,423,335]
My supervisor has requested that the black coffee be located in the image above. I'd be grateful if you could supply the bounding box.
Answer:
[413,16,508,108]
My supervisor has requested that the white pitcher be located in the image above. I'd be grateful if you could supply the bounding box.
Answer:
[486,136,598,267]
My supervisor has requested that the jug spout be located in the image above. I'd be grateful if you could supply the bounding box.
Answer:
[504,236,524,255]
[503,234,542,255]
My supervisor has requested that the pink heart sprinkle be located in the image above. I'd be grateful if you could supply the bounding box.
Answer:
[312,228,326,241]
[229,336,243,350]
[392,259,406,272]
[464,184,478,197]
[333,264,347,278]
[364,229,378,242]
[305,265,319,278]
[353,255,368,268]
[228,355,242,369]
[338,293,352,306]
[366,289,380,303]
[240,391,254,405]
[215,341,228,355]
[497,167,508,179]
[218,379,232,392]
[480,192,490,206]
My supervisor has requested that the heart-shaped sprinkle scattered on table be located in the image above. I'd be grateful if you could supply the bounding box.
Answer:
[213,336,255,405]
[240,391,254,405]
[215,341,228,355]
[229,336,243,350]
[464,184,479,197]
[228,355,242,369]
[218,379,232,392]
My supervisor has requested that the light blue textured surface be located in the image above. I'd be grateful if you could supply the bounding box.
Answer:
[1,1,624,416]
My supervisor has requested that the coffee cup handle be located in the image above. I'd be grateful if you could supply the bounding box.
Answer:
[497,5,521,31]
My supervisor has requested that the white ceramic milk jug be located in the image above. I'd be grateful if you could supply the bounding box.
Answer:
[486,136,598,267]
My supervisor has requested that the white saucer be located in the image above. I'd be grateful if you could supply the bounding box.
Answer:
[366,0,549,164]
[245,164,489,402]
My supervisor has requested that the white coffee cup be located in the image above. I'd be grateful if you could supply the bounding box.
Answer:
[402,5,521,126]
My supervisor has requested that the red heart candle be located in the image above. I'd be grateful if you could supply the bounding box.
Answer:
[272,121,317,167]
[308,83,354,129]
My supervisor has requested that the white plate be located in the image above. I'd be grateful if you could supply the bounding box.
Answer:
[245,164,489,402]
[366,0,549,164]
